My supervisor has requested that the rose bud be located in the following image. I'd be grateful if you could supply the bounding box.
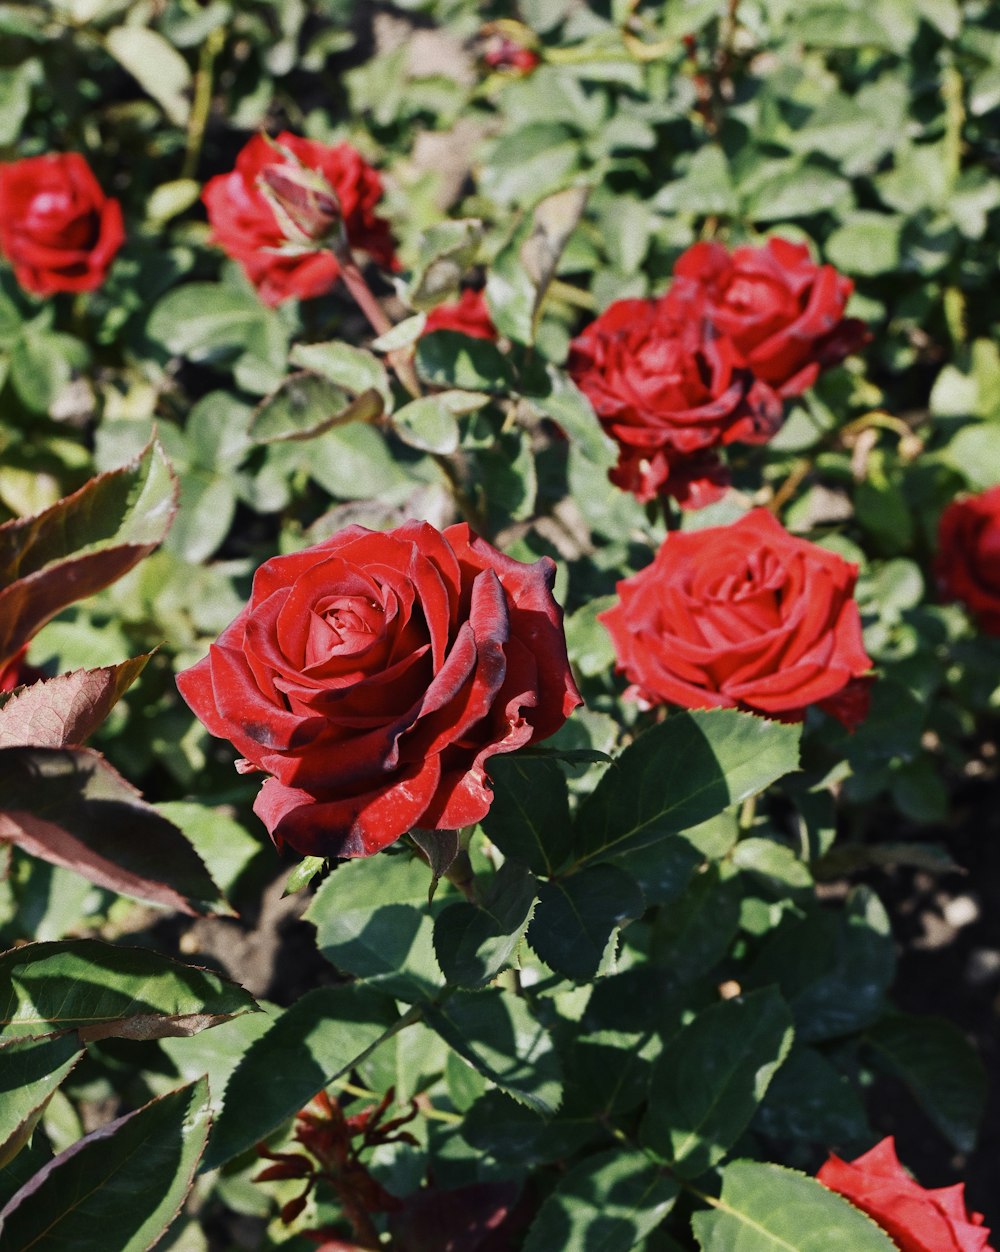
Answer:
[567,296,783,508]
[599,508,873,728]
[424,288,498,341]
[202,132,397,307]
[818,1137,994,1252]
[665,237,870,397]
[0,153,124,297]
[256,157,344,248]
[483,36,541,74]
[177,521,582,859]
[935,485,1000,635]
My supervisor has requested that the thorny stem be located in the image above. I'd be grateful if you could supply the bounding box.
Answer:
[183,27,224,181]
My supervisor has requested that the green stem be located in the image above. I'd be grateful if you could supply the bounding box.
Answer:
[182,27,224,181]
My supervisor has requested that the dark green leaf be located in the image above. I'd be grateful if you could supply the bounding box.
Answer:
[204,984,397,1170]
[865,1012,988,1152]
[529,864,645,981]
[753,1046,869,1146]
[574,710,800,866]
[305,854,444,1000]
[0,939,257,1043]
[415,331,514,392]
[434,860,538,987]
[425,989,562,1115]
[461,1089,598,1164]
[523,1148,678,1252]
[0,1079,211,1252]
[481,755,574,877]
[641,987,794,1177]
[0,1035,82,1168]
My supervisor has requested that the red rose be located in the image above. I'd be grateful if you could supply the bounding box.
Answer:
[424,289,497,340]
[202,133,397,307]
[566,297,782,507]
[176,522,581,858]
[667,237,870,396]
[936,485,1000,635]
[483,36,540,73]
[0,153,124,296]
[598,508,872,726]
[0,644,43,693]
[818,1137,993,1252]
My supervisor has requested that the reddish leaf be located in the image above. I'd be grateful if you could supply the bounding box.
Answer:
[0,441,177,669]
[0,655,152,748]
[388,1182,520,1252]
[0,746,228,915]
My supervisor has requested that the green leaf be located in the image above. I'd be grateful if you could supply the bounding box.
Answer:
[159,1010,275,1122]
[203,984,397,1170]
[155,802,264,900]
[282,854,326,897]
[289,340,392,406]
[574,710,801,866]
[865,1012,987,1152]
[106,25,192,124]
[406,219,484,310]
[481,755,574,877]
[641,988,794,1177]
[305,854,444,1000]
[147,283,274,361]
[461,1089,598,1164]
[391,396,461,454]
[425,989,562,1116]
[753,1046,869,1147]
[9,331,89,416]
[522,1148,679,1252]
[0,1035,82,1168]
[825,213,903,276]
[745,887,894,1041]
[0,746,228,916]
[529,864,645,982]
[0,939,257,1043]
[650,866,743,984]
[250,373,383,443]
[0,1078,211,1252]
[434,861,538,987]
[741,163,853,222]
[944,424,1000,492]
[0,440,177,668]
[0,655,150,748]
[692,1161,897,1251]
[415,331,514,392]
[307,422,412,500]
[527,368,615,467]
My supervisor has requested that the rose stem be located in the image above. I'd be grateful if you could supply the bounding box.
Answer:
[334,248,423,400]
[182,27,224,181]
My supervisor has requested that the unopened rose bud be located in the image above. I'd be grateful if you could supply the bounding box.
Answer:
[256,161,344,248]
[483,35,540,74]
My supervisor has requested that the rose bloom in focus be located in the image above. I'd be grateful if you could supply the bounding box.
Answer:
[424,288,498,341]
[0,153,124,296]
[177,522,581,858]
[567,297,782,508]
[599,508,873,728]
[936,485,1000,636]
[202,132,397,306]
[818,1137,994,1252]
[666,236,870,397]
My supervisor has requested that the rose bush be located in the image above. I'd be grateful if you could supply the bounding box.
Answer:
[936,486,1000,636]
[202,133,397,306]
[599,508,872,726]
[0,152,124,296]
[818,1138,994,1252]
[666,237,870,396]
[566,297,782,506]
[177,521,581,857]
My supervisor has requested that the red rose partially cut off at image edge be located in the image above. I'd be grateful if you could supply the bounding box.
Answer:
[176,521,581,858]
[818,1137,994,1252]
[666,236,871,397]
[936,484,1000,636]
[567,296,783,508]
[202,132,397,306]
[599,508,873,728]
[0,152,124,296]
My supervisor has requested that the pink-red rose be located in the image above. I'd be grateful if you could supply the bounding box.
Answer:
[202,132,397,307]
[0,153,124,296]
[666,237,870,397]
[177,522,581,858]
[566,297,782,507]
[818,1137,993,1252]
[424,289,498,341]
[598,508,872,727]
[935,485,1000,635]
